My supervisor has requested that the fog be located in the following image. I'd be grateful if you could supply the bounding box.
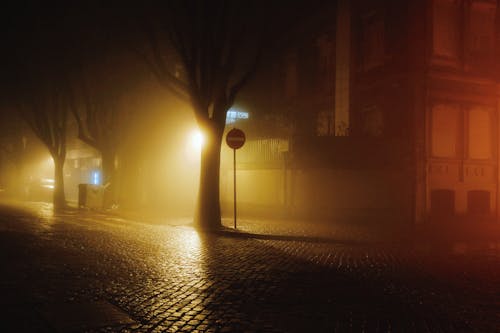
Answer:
[0,80,205,218]
[0,71,412,224]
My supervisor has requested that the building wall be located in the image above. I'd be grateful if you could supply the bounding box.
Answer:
[425,83,498,219]
[220,167,406,222]
[219,136,409,222]
[350,0,500,222]
[238,0,500,224]
[423,0,499,221]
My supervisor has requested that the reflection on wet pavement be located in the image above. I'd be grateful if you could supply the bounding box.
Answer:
[0,201,499,331]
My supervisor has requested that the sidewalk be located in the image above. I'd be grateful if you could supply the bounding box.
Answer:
[4,199,500,245]
[101,205,411,243]
[107,206,500,246]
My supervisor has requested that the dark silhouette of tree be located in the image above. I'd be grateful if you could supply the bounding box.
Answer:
[66,1,154,208]
[71,79,121,207]
[4,3,80,210]
[140,0,263,229]
[18,79,70,210]
[70,56,139,207]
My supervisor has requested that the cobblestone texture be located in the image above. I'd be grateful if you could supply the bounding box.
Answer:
[0,201,499,332]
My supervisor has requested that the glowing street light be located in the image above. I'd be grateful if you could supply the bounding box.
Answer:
[189,129,204,151]
[185,128,205,163]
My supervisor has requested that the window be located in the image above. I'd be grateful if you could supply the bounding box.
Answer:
[432,0,461,60]
[431,103,460,158]
[316,111,335,136]
[431,103,495,160]
[468,106,492,159]
[361,13,385,70]
[362,106,384,137]
[316,34,334,92]
[466,1,496,70]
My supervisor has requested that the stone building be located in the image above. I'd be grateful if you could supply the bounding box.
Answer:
[350,0,499,223]
[228,0,500,224]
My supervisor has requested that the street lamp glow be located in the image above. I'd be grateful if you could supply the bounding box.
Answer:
[184,128,205,163]
[189,129,204,150]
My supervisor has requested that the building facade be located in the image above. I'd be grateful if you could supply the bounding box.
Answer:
[416,0,499,222]
[227,0,500,224]
[345,0,499,223]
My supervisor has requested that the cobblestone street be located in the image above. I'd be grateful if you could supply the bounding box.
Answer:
[0,202,499,332]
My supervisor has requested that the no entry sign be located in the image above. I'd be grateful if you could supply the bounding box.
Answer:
[226,128,246,229]
[226,128,246,149]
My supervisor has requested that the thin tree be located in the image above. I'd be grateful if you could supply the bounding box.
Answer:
[140,0,263,229]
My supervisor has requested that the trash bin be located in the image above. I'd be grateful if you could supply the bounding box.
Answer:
[78,184,104,209]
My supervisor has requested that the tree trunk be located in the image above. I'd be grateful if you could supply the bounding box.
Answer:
[53,157,66,212]
[195,122,223,230]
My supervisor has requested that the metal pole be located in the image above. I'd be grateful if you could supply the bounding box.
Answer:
[233,148,237,229]
[283,152,287,209]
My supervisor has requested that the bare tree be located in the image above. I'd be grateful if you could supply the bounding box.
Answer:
[140,0,263,229]
[18,79,70,210]
[70,57,137,208]
[2,2,82,210]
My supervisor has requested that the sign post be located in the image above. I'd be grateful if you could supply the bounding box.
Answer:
[225,128,246,229]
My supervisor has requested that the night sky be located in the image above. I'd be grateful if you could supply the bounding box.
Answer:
[0,1,326,104]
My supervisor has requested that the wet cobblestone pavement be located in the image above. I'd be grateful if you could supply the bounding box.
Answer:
[0,202,500,332]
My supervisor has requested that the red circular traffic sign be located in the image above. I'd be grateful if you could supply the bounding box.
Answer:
[226,128,246,149]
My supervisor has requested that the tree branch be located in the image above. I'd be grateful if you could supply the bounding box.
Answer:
[227,37,262,108]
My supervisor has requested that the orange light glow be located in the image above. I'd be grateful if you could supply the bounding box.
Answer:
[189,129,204,151]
